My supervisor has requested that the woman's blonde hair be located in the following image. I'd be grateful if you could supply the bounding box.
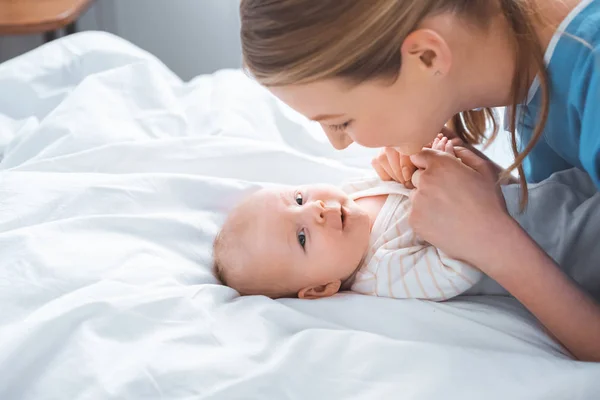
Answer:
[240,0,552,208]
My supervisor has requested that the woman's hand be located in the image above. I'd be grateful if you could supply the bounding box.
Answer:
[408,147,511,268]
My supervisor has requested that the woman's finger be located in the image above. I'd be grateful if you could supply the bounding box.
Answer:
[411,169,423,188]
[409,148,439,170]
[453,147,493,177]
[450,137,464,147]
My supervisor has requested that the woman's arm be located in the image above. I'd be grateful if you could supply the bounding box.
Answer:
[409,147,600,362]
[479,214,600,362]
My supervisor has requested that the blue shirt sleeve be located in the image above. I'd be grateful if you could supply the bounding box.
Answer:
[578,48,600,189]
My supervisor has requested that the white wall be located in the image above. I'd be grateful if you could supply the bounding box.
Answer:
[0,0,243,80]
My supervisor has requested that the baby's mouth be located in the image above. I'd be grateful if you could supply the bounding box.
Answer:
[341,206,346,230]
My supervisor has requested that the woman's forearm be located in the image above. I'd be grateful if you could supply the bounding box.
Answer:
[477,216,600,362]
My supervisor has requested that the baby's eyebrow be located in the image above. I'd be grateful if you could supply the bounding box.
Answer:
[278,188,296,206]
[273,190,298,255]
[278,190,289,205]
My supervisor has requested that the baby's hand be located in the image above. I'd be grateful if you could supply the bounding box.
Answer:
[371,148,417,188]
[371,134,457,188]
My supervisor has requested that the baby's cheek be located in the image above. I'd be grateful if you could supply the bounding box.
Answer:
[323,235,356,263]
[318,236,341,258]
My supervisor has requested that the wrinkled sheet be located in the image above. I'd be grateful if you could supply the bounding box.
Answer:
[0,32,598,400]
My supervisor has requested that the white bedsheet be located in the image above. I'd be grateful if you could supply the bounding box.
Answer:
[0,32,598,400]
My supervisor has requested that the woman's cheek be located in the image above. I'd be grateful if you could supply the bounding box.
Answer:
[349,126,386,148]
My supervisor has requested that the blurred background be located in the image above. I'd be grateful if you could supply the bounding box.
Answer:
[0,0,512,165]
[0,0,242,81]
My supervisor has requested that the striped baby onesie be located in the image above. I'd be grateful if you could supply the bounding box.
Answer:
[342,176,482,301]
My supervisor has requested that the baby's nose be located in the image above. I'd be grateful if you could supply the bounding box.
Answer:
[314,201,342,229]
[308,200,325,219]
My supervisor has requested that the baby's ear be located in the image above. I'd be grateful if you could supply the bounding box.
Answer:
[298,281,341,299]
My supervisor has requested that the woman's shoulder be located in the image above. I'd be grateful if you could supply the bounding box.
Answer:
[568,0,600,42]
[550,0,600,68]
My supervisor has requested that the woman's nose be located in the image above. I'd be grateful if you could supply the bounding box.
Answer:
[325,130,354,150]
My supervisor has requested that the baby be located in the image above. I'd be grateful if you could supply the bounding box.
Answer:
[213,137,481,301]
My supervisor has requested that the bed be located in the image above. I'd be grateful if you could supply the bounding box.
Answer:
[0,32,598,399]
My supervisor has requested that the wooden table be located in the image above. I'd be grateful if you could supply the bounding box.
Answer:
[0,0,95,42]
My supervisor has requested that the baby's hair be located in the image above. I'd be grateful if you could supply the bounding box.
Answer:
[212,192,297,299]
[239,0,567,210]
[211,208,252,293]
[212,231,228,286]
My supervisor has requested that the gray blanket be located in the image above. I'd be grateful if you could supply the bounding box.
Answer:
[467,168,600,301]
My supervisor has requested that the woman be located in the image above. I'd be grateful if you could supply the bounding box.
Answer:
[239,0,600,361]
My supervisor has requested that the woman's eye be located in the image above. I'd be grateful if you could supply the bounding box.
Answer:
[298,229,306,249]
[329,121,352,132]
[295,193,303,205]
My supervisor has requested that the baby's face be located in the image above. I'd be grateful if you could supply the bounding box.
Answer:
[243,184,371,298]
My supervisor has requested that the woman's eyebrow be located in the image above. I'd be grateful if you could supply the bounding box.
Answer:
[310,113,345,122]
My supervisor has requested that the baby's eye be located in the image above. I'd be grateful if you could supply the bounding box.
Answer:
[298,229,306,249]
[295,193,303,206]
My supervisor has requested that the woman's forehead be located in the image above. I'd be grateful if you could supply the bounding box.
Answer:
[268,80,352,117]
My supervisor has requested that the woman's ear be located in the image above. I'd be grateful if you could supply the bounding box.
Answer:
[298,281,341,299]
[401,28,452,77]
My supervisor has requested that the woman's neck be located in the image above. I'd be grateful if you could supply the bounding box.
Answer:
[530,0,582,50]
[440,0,581,110]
